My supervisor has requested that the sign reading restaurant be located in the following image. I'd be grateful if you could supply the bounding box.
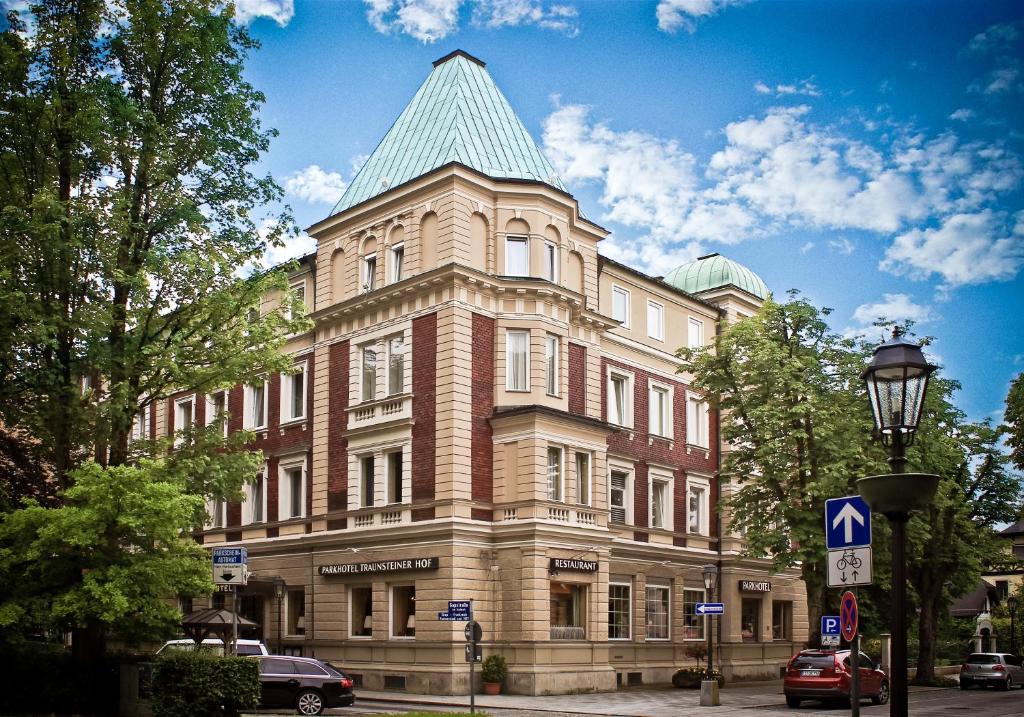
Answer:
[549,558,599,573]
[319,557,439,576]
[739,579,772,592]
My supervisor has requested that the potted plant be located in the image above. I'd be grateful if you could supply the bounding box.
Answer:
[481,654,507,695]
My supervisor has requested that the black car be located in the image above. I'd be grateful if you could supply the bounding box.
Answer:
[252,655,355,715]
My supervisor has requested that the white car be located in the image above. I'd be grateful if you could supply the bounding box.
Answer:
[156,638,269,656]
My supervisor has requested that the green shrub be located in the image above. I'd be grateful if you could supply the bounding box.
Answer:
[481,654,508,682]
[152,651,260,717]
[672,667,724,688]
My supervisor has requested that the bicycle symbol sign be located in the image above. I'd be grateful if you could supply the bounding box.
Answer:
[827,546,872,588]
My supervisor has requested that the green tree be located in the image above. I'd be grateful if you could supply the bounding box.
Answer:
[1005,372,1024,473]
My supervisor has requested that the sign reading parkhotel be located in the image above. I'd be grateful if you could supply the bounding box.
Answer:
[549,558,599,573]
[738,580,772,592]
[319,557,439,576]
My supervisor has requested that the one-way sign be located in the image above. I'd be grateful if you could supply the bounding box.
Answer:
[824,496,871,550]
[695,602,725,615]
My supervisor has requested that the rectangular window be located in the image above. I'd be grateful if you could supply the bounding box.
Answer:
[391,244,404,283]
[391,585,416,638]
[688,482,707,535]
[651,478,670,529]
[543,242,557,281]
[686,396,709,447]
[575,452,591,506]
[278,464,304,520]
[545,333,559,396]
[646,585,670,640]
[208,498,225,529]
[244,468,266,524]
[611,285,630,327]
[287,589,305,636]
[131,404,150,442]
[206,391,228,437]
[387,451,403,504]
[506,330,529,391]
[649,385,670,438]
[688,317,704,349]
[505,236,528,276]
[608,372,632,427]
[647,300,664,341]
[547,447,563,501]
[610,470,628,524]
[286,280,305,321]
[741,598,761,642]
[608,583,631,640]
[772,601,793,640]
[350,586,373,637]
[174,397,194,447]
[683,589,706,640]
[550,583,585,639]
[362,347,377,401]
[388,336,405,395]
[360,455,375,508]
[363,254,376,291]
[281,365,306,422]
[244,382,267,430]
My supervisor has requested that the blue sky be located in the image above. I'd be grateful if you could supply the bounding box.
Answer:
[236,0,1022,424]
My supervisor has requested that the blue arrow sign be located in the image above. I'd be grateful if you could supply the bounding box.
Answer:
[212,547,247,564]
[824,496,871,550]
[695,602,725,615]
[821,615,840,636]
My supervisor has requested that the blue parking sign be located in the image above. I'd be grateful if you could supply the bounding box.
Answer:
[821,615,840,636]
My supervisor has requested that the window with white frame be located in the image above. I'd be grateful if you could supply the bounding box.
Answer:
[131,403,150,442]
[360,454,375,508]
[506,329,529,391]
[387,336,405,395]
[647,300,664,341]
[386,451,403,504]
[649,383,672,438]
[243,466,266,524]
[688,317,704,349]
[243,381,267,430]
[279,460,305,520]
[363,253,376,291]
[683,588,706,640]
[575,452,591,506]
[390,243,404,283]
[505,235,528,276]
[174,396,195,446]
[206,390,228,437]
[611,285,630,327]
[609,468,632,524]
[607,369,633,427]
[206,498,226,529]
[608,583,631,640]
[280,364,306,423]
[545,333,559,396]
[688,477,709,535]
[543,242,557,282]
[286,280,305,320]
[650,473,673,530]
[546,447,563,501]
[686,395,709,447]
[361,346,377,401]
[646,584,670,639]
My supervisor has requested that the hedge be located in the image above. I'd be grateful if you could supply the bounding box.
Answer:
[152,651,260,717]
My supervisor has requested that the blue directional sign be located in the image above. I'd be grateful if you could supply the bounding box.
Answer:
[824,496,871,550]
[695,603,725,615]
[821,615,840,636]
[438,600,472,622]
[212,547,247,565]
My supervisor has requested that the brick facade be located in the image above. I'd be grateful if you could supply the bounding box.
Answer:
[568,342,586,415]
[327,340,349,513]
[411,313,437,508]
[471,313,495,520]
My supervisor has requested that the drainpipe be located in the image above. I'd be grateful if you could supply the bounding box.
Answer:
[714,306,726,676]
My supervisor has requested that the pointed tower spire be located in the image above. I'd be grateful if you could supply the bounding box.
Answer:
[332,50,566,215]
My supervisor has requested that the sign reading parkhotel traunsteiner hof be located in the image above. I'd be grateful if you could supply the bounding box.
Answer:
[319,557,439,576]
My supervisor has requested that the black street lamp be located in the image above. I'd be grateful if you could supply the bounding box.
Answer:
[856,329,939,717]
[1008,596,1018,656]
[702,564,719,682]
[273,577,285,655]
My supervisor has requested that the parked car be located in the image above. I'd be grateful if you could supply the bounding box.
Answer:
[156,638,269,656]
[783,649,889,708]
[252,655,355,715]
[959,653,1024,690]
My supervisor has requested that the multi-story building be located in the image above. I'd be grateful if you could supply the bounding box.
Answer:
[154,50,807,694]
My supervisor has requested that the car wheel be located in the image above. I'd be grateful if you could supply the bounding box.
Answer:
[785,696,801,708]
[296,689,324,716]
[959,679,970,690]
[872,680,889,705]
[1000,677,1011,691]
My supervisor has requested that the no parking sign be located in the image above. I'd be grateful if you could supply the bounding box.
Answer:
[840,590,858,642]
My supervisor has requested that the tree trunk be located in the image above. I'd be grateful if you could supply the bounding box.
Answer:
[802,562,827,648]
[915,586,939,683]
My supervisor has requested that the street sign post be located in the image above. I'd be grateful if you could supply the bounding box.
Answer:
[825,496,872,550]
[212,547,248,586]
[695,603,725,615]
[827,547,873,588]
[840,590,861,717]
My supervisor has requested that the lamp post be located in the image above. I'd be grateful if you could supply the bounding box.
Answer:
[1009,596,1018,656]
[702,564,719,681]
[273,577,285,655]
[856,329,938,717]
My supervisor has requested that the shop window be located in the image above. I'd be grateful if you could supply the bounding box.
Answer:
[688,317,704,349]
[281,363,306,422]
[287,589,305,636]
[545,333,559,396]
[612,285,630,327]
[607,370,633,427]
[390,243,404,283]
[386,451,403,504]
[649,384,672,438]
[391,585,416,638]
[550,583,585,640]
[741,598,761,642]
[361,346,377,401]
[243,380,267,430]
[772,601,793,640]
[506,330,529,391]
[546,447,563,502]
[608,583,631,640]
[651,475,672,530]
[575,452,591,506]
[387,336,405,395]
[686,395,709,448]
[505,235,528,276]
[350,586,372,637]
[609,469,631,524]
[363,254,376,291]
[683,588,706,640]
[645,585,669,640]
[647,300,664,341]
[205,391,228,437]
[279,461,305,519]
[360,455,375,508]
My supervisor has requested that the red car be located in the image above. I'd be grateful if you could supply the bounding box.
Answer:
[784,649,890,708]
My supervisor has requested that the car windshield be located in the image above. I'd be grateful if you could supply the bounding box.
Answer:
[966,654,1000,664]
[235,644,263,655]
[792,654,835,670]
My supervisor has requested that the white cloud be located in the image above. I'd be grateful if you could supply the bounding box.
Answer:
[799,241,814,253]
[283,165,347,206]
[851,293,934,326]
[949,108,975,122]
[656,0,746,34]
[365,0,461,42]
[967,21,1021,55]
[259,221,317,270]
[970,63,1022,95]
[473,0,580,36]
[828,237,854,255]
[233,0,294,26]
[754,79,821,97]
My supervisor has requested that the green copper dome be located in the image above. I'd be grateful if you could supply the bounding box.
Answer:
[663,253,770,300]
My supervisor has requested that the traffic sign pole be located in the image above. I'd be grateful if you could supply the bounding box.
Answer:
[469,599,475,716]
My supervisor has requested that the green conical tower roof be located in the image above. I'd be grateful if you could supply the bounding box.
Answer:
[332,50,566,215]
[663,253,770,300]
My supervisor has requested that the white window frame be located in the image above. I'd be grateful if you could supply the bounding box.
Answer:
[687,475,711,536]
[648,381,673,439]
[543,241,557,282]
[243,380,268,431]
[683,587,707,641]
[545,333,559,396]
[608,461,634,526]
[575,451,591,506]
[546,446,563,502]
[280,362,307,424]
[688,317,704,349]
[387,335,405,396]
[647,300,665,342]
[131,403,150,442]
[359,453,376,508]
[173,395,196,447]
[361,344,378,402]
[363,253,377,292]
[505,235,529,276]
[649,470,674,531]
[390,243,404,283]
[608,582,632,640]
[506,329,529,392]
[278,456,307,520]
[243,465,268,525]
[205,390,229,438]
[386,450,405,505]
[686,394,710,448]
[205,498,226,529]
[606,367,634,428]
[611,285,630,327]
[286,279,306,321]
[645,584,671,641]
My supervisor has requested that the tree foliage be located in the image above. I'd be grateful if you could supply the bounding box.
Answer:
[1005,372,1024,473]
